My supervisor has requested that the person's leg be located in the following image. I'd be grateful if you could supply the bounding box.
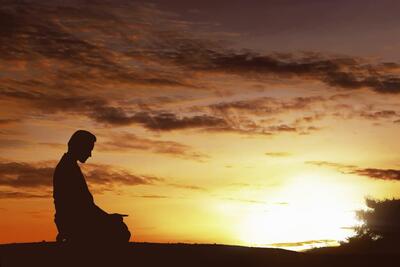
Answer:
[107,219,131,244]
[70,215,131,245]
[66,217,100,245]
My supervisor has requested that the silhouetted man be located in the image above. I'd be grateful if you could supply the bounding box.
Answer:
[53,130,131,245]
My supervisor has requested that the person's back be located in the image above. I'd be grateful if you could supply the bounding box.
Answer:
[53,130,131,245]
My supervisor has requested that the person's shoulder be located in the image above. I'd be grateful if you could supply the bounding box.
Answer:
[54,154,76,175]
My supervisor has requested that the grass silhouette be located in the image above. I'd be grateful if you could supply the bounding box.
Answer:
[1,241,399,267]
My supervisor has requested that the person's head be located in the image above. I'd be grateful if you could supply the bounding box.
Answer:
[67,130,96,163]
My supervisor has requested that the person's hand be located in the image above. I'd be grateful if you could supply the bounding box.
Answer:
[110,213,128,222]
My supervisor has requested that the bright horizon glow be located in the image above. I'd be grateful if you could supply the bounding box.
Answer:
[238,174,363,250]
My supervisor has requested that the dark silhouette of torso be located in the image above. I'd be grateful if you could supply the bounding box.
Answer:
[54,153,105,229]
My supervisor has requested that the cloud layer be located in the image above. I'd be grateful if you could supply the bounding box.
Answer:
[1,0,400,140]
[0,159,161,198]
[0,158,206,198]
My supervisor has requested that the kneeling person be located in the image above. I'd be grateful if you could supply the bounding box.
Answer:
[53,130,131,245]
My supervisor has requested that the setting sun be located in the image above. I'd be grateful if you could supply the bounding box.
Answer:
[238,174,363,250]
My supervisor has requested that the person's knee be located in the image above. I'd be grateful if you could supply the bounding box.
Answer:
[105,220,130,243]
[119,222,131,242]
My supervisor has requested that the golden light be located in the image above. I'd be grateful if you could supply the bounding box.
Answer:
[238,173,362,250]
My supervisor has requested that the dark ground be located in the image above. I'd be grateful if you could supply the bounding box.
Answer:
[0,242,398,267]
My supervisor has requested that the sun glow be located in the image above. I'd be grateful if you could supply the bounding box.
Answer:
[238,173,362,250]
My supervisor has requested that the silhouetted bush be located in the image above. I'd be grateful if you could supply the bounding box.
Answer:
[357,199,400,240]
[345,198,400,252]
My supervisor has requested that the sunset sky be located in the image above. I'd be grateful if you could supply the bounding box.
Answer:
[1,0,400,251]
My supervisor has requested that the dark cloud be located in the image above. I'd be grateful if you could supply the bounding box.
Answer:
[267,124,297,132]
[209,97,277,115]
[197,96,330,135]
[92,110,228,130]
[40,133,209,161]
[0,158,209,198]
[232,56,400,94]
[0,89,107,115]
[158,39,400,93]
[0,161,53,188]
[0,160,161,190]
[82,164,163,187]
[1,0,399,105]
[351,168,400,181]
[330,104,400,123]
[0,89,229,132]
[1,0,400,144]
[208,96,326,116]
[0,0,191,89]
[133,112,228,131]
[98,132,209,162]
[0,119,20,125]
[202,96,329,134]
[280,97,326,110]
[359,110,398,120]
[293,114,325,125]
[0,88,233,132]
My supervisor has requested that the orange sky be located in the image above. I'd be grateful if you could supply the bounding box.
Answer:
[1,0,400,251]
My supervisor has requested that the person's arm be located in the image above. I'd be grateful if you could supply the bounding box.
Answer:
[109,213,128,222]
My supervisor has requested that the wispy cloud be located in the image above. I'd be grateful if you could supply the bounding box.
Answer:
[265,152,292,157]
[307,160,400,181]
[98,132,209,162]
[166,183,207,191]
[306,161,357,170]
[132,195,170,199]
[268,239,338,248]
[221,197,266,204]
[0,190,51,199]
